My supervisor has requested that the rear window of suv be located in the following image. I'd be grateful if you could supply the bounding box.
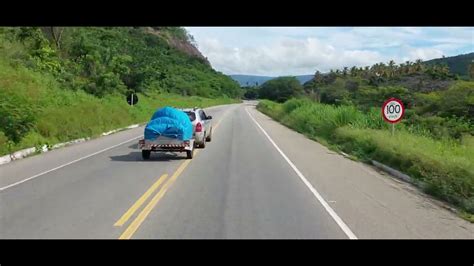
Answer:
[185,111,196,121]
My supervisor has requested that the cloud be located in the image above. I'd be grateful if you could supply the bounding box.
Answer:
[198,36,386,76]
[406,48,444,61]
[186,27,474,76]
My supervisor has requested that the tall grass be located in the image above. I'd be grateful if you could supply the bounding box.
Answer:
[257,99,474,214]
[0,59,239,156]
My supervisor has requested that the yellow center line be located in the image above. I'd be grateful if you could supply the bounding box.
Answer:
[213,120,222,131]
[118,150,200,240]
[114,174,169,227]
[116,108,232,239]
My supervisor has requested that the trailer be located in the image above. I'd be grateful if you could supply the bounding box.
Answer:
[138,135,195,160]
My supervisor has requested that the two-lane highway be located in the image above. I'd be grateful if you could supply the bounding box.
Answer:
[0,104,235,238]
[125,103,349,239]
[1,102,473,239]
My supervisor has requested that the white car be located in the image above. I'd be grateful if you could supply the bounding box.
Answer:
[183,108,213,148]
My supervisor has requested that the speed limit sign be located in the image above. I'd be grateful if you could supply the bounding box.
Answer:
[382,98,405,124]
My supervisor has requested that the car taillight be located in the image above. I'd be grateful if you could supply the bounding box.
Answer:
[196,122,202,132]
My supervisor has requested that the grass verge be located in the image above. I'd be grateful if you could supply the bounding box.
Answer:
[257,99,474,218]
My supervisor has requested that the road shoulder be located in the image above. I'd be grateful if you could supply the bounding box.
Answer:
[249,105,474,239]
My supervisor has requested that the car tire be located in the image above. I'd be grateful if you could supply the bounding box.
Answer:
[142,150,151,160]
[186,150,193,159]
[206,127,212,142]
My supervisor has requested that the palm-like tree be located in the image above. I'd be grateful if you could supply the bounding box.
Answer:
[414,59,423,73]
[350,66,357,77]
[314,70,323,83]
[405,60,413,74]
[388,60,396,78]
[401,63,407,74]
[342,67,348,76]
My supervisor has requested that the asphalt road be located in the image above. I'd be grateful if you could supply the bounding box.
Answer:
[1,102,473,239]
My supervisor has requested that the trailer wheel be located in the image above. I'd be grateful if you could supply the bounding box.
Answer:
[142,150,151,160]
[186,150,193,159]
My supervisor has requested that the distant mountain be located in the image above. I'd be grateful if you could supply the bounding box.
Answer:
[232,53,473,88]
[424,52,474,77]
[229,75,274,86]
[294,75,315,84]
[230,74,313,86]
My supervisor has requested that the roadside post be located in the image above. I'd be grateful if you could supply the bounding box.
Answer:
[127,91,138,107]
[381,98,405,136]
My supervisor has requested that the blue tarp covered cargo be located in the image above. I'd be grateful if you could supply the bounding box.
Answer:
[144,107,193,141]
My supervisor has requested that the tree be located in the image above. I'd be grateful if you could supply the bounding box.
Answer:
[440,64,450,78]
[326,71,337,84]
[345,80,359,93]
[438,81,474,119]
[342,67,348,76]
[388,60,396,78]
[258,77,303,102]
[314,70,323,83]
[320,78,350,105]
[399,63,406,75]
[405,61,413,74]
[243,87,259,99]
[414,59,424,72]
[41,27,64,49]
[350,66,357,77]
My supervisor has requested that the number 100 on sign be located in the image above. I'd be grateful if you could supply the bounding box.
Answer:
[382,98,405,124]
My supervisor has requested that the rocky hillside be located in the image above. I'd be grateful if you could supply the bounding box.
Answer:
[146,27,210,65]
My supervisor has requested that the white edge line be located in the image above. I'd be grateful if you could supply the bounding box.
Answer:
[0,105,231,165]
[0,135,142,192]
[0,105,234,190]
[245,107,358,240]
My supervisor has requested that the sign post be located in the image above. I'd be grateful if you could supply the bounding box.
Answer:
[126,92,138,106]
[382,98,405,135]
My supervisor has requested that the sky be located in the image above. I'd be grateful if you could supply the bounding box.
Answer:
[184,27,474,77]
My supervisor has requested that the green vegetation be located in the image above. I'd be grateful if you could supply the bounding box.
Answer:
[298,60,474,140]
[258,98,474,216]
[0,56,237,156]
[258,76,303,102]
[256,58,474,217]
[0,27,241,98]
[242,85,259,99]
[229,74,314,86]
[424,52,474,78]
[0,27,241,156]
